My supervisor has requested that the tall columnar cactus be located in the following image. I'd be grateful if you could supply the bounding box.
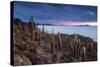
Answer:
[29,16,38,41]
[14,18,22,30]
[89,39,93,51]
[73,33,78,45]
[42,24,45,38]
[72,39,76,58]
[18,21,21,30]
[24,24,27,31]
[70,39,75,57]
[29,16,34,23]
[32,28,35,42]
[82,46,86,61]
[37,28,41,40]
[76,39,81,59]
[75,44,78,59]
[29,24,34,41]
[29,16,37,64]
[73,33,81,59]
[58,32,62,51]
[29,16,36,28]
[52,29,54,36]
[91,42,94,56]
[51,29,56,53]
[74,33,78,40]
[77,39,81,59]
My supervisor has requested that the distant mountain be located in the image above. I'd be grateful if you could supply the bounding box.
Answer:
[36,23,94,26]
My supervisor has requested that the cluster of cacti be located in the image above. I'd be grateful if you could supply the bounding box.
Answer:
[13,18,97,65]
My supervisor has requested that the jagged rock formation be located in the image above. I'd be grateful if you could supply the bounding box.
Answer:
[13,18,97,66]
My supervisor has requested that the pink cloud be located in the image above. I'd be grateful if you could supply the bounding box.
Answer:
[49,21,97,26]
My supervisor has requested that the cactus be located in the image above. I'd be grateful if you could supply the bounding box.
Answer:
[77,40,80,59]
[82,46,86,61]
[91,42,94,56]
[32,29,35,41]
[24,24,27,31]
[38,28,41,40]
[13,18,97,64]
[74,33,78,40]
[52,29,54,36]
[58,32,62,51]
[51,29,56,53]
[42,24,44,33]
[69,39,74,57]
[42,24,45,39]
[76,39,81,59]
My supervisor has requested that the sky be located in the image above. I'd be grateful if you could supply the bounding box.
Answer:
[38,25,97,41]
[12,1,97,41]
[13,1,97,26]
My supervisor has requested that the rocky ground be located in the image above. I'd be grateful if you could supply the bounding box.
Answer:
[12,18,97,66]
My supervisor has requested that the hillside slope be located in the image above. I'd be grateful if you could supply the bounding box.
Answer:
[12,18,97,66]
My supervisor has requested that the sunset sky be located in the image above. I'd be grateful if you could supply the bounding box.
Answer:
[12,1,97,41]
[13,1,97,26]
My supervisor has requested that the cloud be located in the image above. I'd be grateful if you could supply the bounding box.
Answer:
[14,1,97,23]
[49,21,97,26]
[87,11,95,16]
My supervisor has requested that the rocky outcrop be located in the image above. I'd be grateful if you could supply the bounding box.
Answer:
[14,54,32,66]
